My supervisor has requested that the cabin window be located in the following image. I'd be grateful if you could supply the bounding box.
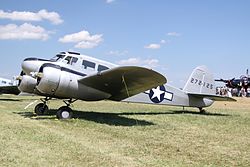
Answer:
[98,65,109,72]
[2,81,6,84]
[82,60,96,70]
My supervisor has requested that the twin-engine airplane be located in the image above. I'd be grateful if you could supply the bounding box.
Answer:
[17,51,235,119]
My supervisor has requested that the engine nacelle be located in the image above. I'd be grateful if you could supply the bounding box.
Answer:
[18,75,37,93]
[36,63,111,100]
[36,64,61,95]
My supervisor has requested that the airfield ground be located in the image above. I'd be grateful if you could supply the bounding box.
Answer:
[0,95,249,167]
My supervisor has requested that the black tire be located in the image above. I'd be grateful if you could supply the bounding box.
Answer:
[34,103,48,115]
[56,106,73,119]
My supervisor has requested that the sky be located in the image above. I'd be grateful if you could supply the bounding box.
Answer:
[0,0,250,88]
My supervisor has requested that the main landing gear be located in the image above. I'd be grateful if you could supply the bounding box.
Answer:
[56,99,77,119]
[34,98,77,119]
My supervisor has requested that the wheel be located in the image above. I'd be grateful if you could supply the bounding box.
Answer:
[56,106,73,119]
[199,107,206,114]
[35,103,48,115]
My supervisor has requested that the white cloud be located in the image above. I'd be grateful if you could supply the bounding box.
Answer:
[0,9,63,25]
[167,32,181,37]
[118,57,159,68]
[75,41,101,49]
[118,58,140,65]
[106,0,115,3]
[144,43,161,49]
[58,30,103,49]
[160,40,166,44]
[107,50,128,56]
[144,59,159,68]
[0,23,50,40]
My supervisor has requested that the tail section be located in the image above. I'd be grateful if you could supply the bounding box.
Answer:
[124,65,235,109]
[183,66,216,95]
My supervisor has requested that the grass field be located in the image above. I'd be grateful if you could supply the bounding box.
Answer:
[0,94,250,167]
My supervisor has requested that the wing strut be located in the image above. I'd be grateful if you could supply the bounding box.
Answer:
[122,75,130,97]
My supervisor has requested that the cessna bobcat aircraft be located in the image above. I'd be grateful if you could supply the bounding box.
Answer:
[17,51,235,119]
[18,51,166,119]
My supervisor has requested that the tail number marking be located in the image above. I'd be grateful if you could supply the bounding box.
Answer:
[190,78,213,89]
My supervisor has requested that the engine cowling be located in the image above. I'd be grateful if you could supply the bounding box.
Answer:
[36,64,61,95]
[35,63,111,100]
[18,75,37,93]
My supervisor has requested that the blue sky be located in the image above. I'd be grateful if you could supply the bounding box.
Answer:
[0,0,250,88]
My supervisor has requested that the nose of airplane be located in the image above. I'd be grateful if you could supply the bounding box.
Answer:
[22,58,45,74]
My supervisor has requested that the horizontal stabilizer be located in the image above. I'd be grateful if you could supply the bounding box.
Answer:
[78,66,167,101]
[188,93,236,101]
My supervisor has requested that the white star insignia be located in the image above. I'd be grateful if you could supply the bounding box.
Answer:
[151,86,165,101]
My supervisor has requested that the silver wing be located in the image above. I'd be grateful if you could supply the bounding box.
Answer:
[78,66,167,101]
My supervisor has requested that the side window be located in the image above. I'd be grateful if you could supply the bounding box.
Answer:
[98,65,109,72]
[71,57,78,65]
[82,60,96,70]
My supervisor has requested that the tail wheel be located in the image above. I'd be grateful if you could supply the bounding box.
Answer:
[198,107,206,114]
[35,103,48,115]
[56,106,73,119]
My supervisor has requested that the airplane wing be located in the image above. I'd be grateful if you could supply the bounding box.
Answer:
[0,86,20,95]
[78,66,167,101]
[188,93,236,101]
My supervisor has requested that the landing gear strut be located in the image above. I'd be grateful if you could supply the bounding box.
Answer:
[34,98,77,119]
[34,97,50,115]
[56,99,78,119]
[198,107,206,114]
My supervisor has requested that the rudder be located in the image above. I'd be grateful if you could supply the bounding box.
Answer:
[183,66,216,95]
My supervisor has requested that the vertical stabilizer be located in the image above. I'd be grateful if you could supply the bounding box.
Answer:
[183,66,216,95]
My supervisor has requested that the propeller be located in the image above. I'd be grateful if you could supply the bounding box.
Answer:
[16,71,25,86]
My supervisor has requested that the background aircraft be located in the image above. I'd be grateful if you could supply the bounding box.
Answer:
[0,77,20,95]
[215,69,250,93]
[17,51,234,119]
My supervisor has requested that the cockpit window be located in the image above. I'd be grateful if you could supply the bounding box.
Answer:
[50,54,66,62]
[71,57,78,65]
[64,56,72,64]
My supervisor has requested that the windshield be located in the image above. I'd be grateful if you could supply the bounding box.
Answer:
[50,54,66,62]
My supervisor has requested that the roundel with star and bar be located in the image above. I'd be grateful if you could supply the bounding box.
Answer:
[145,85,174,103]
[148,85,166,103]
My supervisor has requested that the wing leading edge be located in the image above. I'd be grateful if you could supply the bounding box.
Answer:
[78,66,167,101]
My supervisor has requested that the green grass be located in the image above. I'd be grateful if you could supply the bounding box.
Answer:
[0,95,250,167]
